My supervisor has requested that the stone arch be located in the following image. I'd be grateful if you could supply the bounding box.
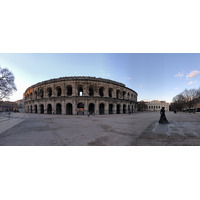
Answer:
[77,102,84,115]
[34,105,38,113]
[117,104,121,114]
[116,90,120,99]
[56,86,62,97]
[66,103,73,115]
[99,87,104,97]
[78,86,83,96]
[47,104,52,114]
[66,85,72,96]
[123,104,126,114]
[123,91,126,99]
[56,103,62,114]
[128,105,130,113]
[30,105,33,113]
[35,91,37,99]
[109,88,113,98]
[99,103,105,115]
[109,104,113,114]
[40,89,44,98]
[40,104,44,114]
[89,86,94,97]
[128,92,130,99]
[47,87,52,97]
[88,103,95,115]
[131,94,133,99]
[30,92,33,99]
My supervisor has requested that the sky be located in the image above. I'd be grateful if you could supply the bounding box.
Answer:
[0,53,200,103]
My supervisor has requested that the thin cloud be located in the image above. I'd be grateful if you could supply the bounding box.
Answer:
[125,77,132,80]
[175,72,184,78]
[188,81,194,85]
[186,70,200,79]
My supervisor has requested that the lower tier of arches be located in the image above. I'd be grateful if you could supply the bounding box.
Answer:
[25,101,137,115]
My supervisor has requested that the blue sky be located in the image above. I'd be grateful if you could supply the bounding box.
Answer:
[0,53,200,102]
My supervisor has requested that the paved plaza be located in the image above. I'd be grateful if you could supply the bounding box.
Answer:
[0,112,200,146]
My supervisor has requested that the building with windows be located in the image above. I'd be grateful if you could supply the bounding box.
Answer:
[24,76,138,115]
[143,100,169,112]
[0,101,19,112]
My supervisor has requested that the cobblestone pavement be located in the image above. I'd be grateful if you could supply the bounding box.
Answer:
[0,112,200,146]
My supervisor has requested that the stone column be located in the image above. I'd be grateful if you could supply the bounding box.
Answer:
[105,101,109,115]
[62,100,65,115]
[52,101,56,114]
[85,101,88,114]
[44,101,47,114]
[113,104,116,114]
[95,101,99,115]
[72,100,77,115]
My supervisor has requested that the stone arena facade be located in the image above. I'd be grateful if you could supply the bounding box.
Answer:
[24,77,138,115]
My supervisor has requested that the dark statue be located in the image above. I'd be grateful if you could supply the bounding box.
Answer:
[159,107,169,124]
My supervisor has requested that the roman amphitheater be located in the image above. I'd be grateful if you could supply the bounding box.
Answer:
[24,77,138,115]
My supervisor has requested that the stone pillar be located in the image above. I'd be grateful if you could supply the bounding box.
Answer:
[85,101,88,114]
[73,100,77,115]
[105,102,109,115]
[44,101,47,114]
[95,101,99,115]
[62,100,65,115]
[120,104,123,114]
[113,104,116,114]
[52,101,56,114]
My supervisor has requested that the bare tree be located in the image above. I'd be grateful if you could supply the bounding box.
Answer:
[0,67,17,100]
[182,89,198,112]
[137,101,148,111]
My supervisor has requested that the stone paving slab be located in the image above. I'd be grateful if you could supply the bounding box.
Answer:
[0,112,200,146]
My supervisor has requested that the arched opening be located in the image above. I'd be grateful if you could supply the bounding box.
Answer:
[34,105,38,113]
[66,103,73,115]
[123,104,126,114]
[78,86,83,96]
[40,104,44,114]
[99,87,104,97]
[88,103,95,115]
[116,90,120,99]
[77,102,84,115]
[27,106,29,113]
[117,104,121,114]
[47,104,52,114]
[128,93,130,99]
[31,105,33,113]
[47,88,52,97]
[128,105,130,114]
[40,89,44,98]
[123,91,126,99]
[109,104,113,114]
[56,86,62,97]
[56,103,62,114]
[35,91,37,99]
[131,94,133,99]
[89,87,94,97]
[109,88,113,98]
[99,103,105,115]
[67,86,72,96]
[30,93,33,99]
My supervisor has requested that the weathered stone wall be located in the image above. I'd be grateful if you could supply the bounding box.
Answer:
[24,77,138,115]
